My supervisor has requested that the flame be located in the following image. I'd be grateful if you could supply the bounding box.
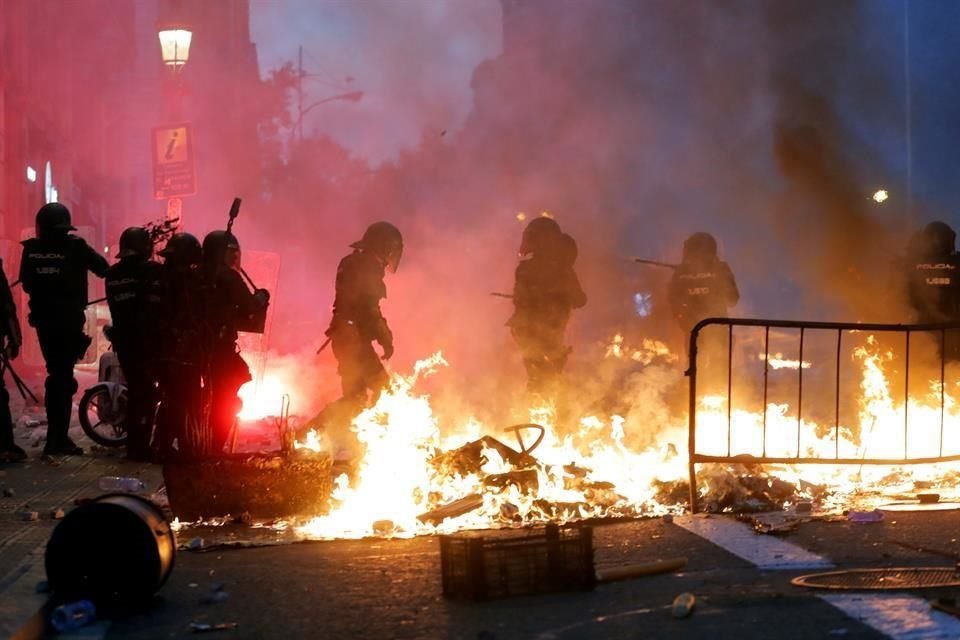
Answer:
[758,352,812,370]
[606,334,678,365]
[872,189,889,203]
[237,329,960,540]
[238,375,287,421]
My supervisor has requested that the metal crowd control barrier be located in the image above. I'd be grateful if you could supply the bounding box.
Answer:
[687,317,960,512]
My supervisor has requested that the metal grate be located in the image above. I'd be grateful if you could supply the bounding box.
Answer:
[687,318,960,512]
[792,567,960,590]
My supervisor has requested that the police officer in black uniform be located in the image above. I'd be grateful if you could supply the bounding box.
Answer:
[0,259,24,462]
[20,203,109,456]
[906,221,960,361]
[326,222,403,408]
[203,230,269,453]
[907,222,960,324]
[667,232,739,338]
[105,227,163,460]
[508,217,587,396]
[155,232,205,458]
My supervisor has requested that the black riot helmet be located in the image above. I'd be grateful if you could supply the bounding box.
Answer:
[350,221,404,273]
[923,221,956,256]
[116,227,153,260]
[159,232,202,267]
[519,216,562,258]
[35,202,77,239]
[202,230,241,275]
[682,232,718,263]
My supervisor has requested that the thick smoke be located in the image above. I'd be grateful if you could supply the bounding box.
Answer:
[242,0,920,432]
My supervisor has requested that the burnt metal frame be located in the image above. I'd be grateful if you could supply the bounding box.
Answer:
[687,317,960,512]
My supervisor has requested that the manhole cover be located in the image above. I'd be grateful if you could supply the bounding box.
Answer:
[792,567,960,590]
[879,502,960,512]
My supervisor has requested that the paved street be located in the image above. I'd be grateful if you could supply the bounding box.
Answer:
[3,435,960,639]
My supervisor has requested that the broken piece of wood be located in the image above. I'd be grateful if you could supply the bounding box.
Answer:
[595,557,688,583]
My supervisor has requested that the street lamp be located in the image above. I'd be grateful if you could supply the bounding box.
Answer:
[295,91,364,142]
[158,27,192,72]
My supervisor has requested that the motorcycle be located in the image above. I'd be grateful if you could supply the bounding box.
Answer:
[78,326,129,447]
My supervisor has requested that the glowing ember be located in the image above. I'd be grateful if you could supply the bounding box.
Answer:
[758,352,812,370]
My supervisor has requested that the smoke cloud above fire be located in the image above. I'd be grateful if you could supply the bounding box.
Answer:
[237,0,938,426]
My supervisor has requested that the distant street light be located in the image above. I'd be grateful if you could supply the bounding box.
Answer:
[294,91,364,142]
[872,189,889,204]
[158,27,193,72]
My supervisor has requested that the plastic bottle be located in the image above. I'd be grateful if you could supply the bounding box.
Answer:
[98,476,145,492]
[50,600,96,632]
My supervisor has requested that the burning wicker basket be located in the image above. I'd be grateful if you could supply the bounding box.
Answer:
[162,451,333,520]
[439,524,595,601]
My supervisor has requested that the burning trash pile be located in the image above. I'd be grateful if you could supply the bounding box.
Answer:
[293,351,688,540]
[169,328,960,542]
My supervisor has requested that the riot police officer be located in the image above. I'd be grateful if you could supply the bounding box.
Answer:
[155,232,206,458]
[508,217,587,396]
[20,203,108,456]
[906,221,960,325]
[325,222,402,408]
[667,232,739,337]
[105,227,163,461]
[203,230,269,453]
[0,259,24,462]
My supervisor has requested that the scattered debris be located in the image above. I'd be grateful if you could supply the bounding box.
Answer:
[373,520,395,535]
[918,493,941,504]
[699,467,799,513]
[189,537,205,550]
[50,600,96,632]
[795,501,813,514]
[200,583,229,605]
[738,512,808,536]
[50,508,65,520]
[595,557,687,583]
[671,592,696,619]
[418,494,483,525]
[847,509,885,524]
[19,510,38,522]
[190,622,239,633]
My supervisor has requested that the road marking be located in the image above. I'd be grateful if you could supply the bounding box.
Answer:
[821,594,960,640]
[673,515,834,570]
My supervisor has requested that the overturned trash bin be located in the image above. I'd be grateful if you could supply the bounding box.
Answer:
[45,494,176,608]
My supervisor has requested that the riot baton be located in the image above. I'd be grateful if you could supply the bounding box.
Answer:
[224,197,262,291]
[630,257,678,270]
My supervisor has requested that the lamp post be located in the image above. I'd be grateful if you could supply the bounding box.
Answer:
[155,22,195,222]
[294,91,364,143]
